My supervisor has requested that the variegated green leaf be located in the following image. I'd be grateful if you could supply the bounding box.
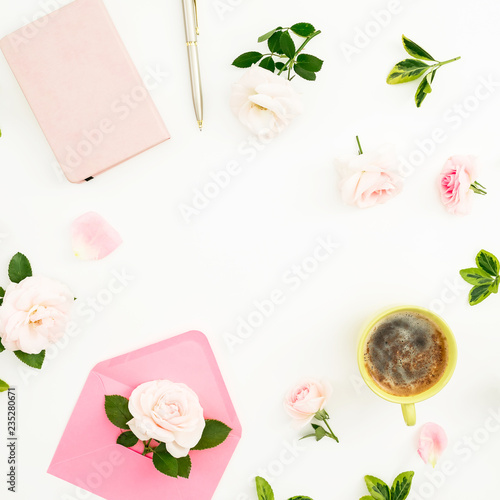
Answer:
[469,284,493,306]
[391,471,414,500]
[364,475,391,500]
[387,59,430,84]
[460,268,494,286]
[402,35,435,61]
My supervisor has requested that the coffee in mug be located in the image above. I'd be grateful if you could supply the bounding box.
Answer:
[363,310,449,398]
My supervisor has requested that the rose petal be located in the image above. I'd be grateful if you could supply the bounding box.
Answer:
[418,423,448,467]
[71,212,122,260]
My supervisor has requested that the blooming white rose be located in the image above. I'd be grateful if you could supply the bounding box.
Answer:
[230,65,303,136]
[0,276,73,354]
[336,147,403,209]
[127,380,205,458]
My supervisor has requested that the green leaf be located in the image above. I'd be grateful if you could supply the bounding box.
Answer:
[116,431,138,448]
[476,250,500,277]
[259,56,276,72]
[268,31,284,54]
[296,54,323,72]
[0,286,5,306]
[460,268,494,286]
[255,477,274,500]
[364,475,391,500]
[258,27,281,43]
[469,284,493,306]
[14,350,45,369]
[8,253,32,284]
[0,340,4,353]
[402,35,435,61]
[288,497,314,500]
[280,31,296,59]
[177,455,192,479]
[192,419,231,450]
[0,379,9,392]
[294,64,316,81]
[415,72,433,107]
[290,23,316,37]
[360,497,375,500]
[314,425,327,441]
[391,471,414,500]
[275,62,286,71]
[386,59,431,84]
[232,51,263,68]
[491,278,499,294]
[152,443,179,478]
[104,395,133,429]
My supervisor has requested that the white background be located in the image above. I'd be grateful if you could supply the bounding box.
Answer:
[1,0,500,498]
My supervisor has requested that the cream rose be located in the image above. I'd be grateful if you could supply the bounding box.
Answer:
[0,276,73,354]
[127,380,205,458]
[284,379,332,428]
[230,65,303,136]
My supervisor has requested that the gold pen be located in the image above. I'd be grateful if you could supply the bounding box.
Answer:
[181,0,204,131]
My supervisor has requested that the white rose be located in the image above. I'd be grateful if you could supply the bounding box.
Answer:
[127,380,205,458]
[0,276,73,354]
[230,65,303,136]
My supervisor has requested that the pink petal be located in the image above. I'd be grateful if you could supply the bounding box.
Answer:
[71,212,122,260]
[418,423,448,467]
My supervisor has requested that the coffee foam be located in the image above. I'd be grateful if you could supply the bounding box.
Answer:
[364,311,448,397]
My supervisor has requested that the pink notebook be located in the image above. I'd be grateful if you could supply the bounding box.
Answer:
[0,0,170,183]
[48,331,242,500]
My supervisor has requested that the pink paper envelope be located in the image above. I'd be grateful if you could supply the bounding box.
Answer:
[0,0,170,183]
[48,331,241,500]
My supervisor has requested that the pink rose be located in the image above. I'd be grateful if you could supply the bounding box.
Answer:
[337,149,403,208]
[0,276,73,354]
[127,380,205,458]
[284,379,332,428]
[439,155,479,215]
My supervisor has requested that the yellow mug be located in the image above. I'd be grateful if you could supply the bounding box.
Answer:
[357,305,457,426]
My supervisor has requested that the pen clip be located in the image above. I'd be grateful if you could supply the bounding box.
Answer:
[193,0,200,35]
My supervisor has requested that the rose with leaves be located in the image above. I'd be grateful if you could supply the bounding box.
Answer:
[231,23,323,135]
[105,380,232,479]
[0,253,73,369]
[284,379,339,443]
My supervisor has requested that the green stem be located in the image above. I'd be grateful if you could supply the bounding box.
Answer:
[299,433,316,440]
[142,439,153,456]
[356,135,363,155]
[438,56,461,67]
[323,419,339,443]
[470,181,487,195]
[278,30,322,79]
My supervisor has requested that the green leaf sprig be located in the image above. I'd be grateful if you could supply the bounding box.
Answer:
[0,252,46,370]
[387,35,461,107]
[361,471,414,500]
[232,23,323,81]
[255,476,313,500]
[460,249,500,305]
[0,379,9,392]
[104,394,232,479]
[299,408,339,443]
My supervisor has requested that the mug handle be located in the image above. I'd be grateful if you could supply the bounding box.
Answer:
[402,403,416,426]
